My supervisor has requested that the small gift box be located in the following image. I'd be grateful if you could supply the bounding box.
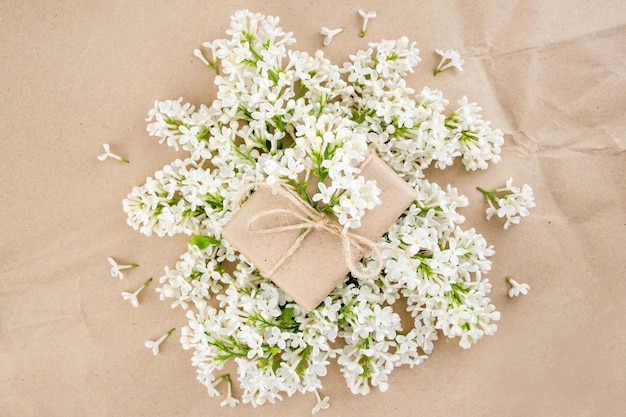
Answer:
[222,152,417,311]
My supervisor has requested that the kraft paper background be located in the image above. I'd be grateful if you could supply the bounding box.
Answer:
[1,1,624,416]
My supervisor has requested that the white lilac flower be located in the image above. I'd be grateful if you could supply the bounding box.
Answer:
[320,27,344,46]
[444,97,504,171]
[358,9,376,37]
[278,155,305,180]
[506,277,530,297]
[213,374,239,408]
[145,327,175,356]
[97,143,129,163]
[312,389,330,414]
[312,182,336,205]
[477,178,536,229]
[121,277,153,308]
[434,49,464,75]
[193,48,219,74]
[107,257,138,279]
[145,98,195,151]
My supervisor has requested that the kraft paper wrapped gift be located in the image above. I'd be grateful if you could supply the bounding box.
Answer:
[223,152,418,311]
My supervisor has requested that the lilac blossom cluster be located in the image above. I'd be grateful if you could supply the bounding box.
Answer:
[120,9,530,413]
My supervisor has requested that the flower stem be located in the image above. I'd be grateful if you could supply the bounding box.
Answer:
[476,186,497,202]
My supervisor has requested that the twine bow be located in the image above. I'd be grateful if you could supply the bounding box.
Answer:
[233,182,384,280]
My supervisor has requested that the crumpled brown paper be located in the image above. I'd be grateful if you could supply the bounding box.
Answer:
[2,1,625,416]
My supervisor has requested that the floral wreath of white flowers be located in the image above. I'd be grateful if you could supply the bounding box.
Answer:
[113,9,536,414]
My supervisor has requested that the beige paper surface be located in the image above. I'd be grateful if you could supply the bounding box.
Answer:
[1,1,625,416]
[222,154,418,311]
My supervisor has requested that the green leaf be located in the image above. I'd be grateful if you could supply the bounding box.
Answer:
[281,307,294,324]
[296,356,308,377]
[189,235,221,249]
